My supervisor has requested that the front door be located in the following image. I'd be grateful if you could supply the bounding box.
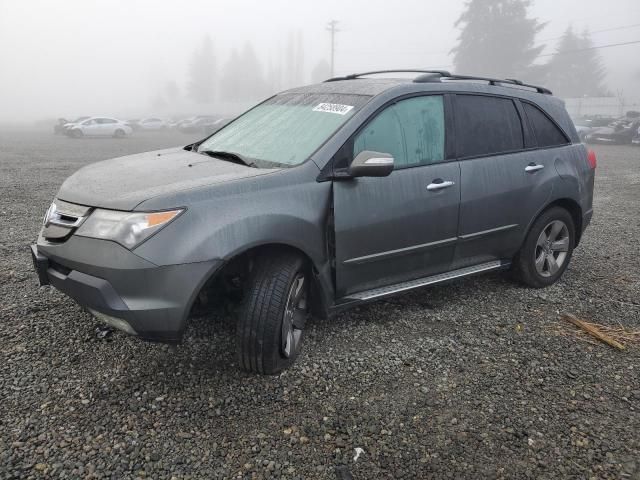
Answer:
[333,95,461,297]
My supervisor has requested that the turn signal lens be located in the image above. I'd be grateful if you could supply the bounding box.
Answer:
[146,210,181,227]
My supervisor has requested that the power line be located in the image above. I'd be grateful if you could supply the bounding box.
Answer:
[326,20,340,77]
[539,22,640,43]
[537,39,640,57]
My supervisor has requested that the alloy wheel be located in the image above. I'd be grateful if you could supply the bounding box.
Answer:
[281,274,307,358]
[534,220,570,277]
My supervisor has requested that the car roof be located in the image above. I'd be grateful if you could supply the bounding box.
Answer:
[285,76,557,103]
[283,75,571,132]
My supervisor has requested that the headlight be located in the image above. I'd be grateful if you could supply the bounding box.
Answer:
[75,208,184,249]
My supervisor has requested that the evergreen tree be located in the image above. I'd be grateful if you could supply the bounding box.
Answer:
[187,35,216,104]
[164,80,180,103]
[220,43,270,101]
[452,0,544,79]
[544,27,607,97]
[311,59,331,83]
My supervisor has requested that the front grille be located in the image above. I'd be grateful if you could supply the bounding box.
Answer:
[42,199,92,243]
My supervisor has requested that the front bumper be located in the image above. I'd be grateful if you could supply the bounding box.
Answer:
[31,236,221,342]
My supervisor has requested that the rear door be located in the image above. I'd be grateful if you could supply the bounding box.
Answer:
[333,95,461,297]
[453,94,561,268]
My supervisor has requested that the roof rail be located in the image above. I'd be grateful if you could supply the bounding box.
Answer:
[442,74,552,95]
[324,70,552,95]
[324,70,452,82]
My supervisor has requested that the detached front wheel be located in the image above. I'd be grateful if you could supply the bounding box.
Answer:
[237,252,309,374]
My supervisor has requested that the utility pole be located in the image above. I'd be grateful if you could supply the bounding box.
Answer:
[326,20,340,77]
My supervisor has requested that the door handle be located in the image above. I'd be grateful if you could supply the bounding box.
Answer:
[426,180,455,191]
[525,163,544,173]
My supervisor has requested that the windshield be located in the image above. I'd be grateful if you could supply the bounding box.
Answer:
[197,92,370,167]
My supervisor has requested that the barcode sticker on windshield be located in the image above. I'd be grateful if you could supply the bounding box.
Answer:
[312,103,354,115]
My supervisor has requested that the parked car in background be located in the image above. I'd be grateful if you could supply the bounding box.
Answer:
[65,117,133,138]
[178,115,219,133]
[54,118,70,135]
[201,117,232,135]
[58,116,90,134]
[572,115,615,141]
[126,119,142,131]
[585,118,640,145]
[32,70,595,374]
[138,117,168,130]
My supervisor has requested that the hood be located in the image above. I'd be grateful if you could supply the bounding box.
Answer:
[57,147,279,211]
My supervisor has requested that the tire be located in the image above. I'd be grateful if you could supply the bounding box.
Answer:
[513,206,575,288]
[237,252,310,374]
[71,129,83,138]
[114,129,125,138]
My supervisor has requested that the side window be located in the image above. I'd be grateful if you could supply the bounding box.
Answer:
[454,95,524,158]
[353,95,445,169]
[394,96,445,167]
[523,103,569,147]
[353,105,405,167]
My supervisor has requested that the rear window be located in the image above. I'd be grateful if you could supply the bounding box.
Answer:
[523,103,569,147]
[454,95,524,158]
[198,93,370,167]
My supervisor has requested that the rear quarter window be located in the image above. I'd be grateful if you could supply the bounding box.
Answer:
[523,103,569,147]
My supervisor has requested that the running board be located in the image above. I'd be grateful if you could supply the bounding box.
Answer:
[340,260,508,304]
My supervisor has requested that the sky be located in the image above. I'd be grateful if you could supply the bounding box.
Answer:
[0,0,639,121]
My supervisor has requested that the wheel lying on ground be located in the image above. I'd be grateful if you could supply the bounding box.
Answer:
[513,206,575,288]
[237,251,310,374]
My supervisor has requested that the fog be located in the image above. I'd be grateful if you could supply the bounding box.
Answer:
[1,0,639,122]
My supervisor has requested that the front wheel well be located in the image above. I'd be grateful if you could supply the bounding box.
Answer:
[190,244,323,318]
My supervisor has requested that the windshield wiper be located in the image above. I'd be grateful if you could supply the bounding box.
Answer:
[198,149,257,168]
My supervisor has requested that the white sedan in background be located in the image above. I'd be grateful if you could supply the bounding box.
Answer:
[65,117,133,138]
[138,117,167,130]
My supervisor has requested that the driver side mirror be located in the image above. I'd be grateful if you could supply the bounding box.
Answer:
[348,150,394,178]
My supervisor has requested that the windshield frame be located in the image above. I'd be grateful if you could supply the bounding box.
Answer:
[193,92,372,169]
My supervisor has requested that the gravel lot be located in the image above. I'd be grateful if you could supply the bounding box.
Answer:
[1,128,639,479]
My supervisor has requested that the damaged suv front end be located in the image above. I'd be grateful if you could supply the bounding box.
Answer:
[32,198,219,341]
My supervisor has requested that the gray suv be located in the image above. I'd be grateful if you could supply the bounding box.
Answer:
[31,70,596,374]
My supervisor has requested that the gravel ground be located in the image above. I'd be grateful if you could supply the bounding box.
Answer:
[1,129,639,479]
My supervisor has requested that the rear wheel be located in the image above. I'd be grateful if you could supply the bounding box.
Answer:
[513,207,575,288]
[237,252,309,374]
[114,129,126,138]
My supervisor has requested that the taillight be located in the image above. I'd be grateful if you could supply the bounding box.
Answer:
[587,150,597,169]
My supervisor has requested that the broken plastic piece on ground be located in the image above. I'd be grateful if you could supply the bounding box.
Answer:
[95,324,114,340]
[353,447,365,462]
